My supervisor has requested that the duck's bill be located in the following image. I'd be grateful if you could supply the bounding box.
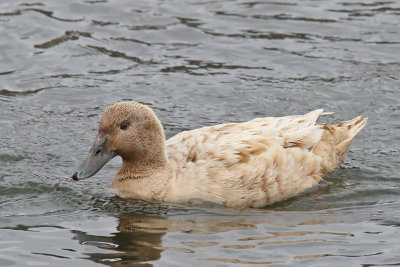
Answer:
[72,136,116,181]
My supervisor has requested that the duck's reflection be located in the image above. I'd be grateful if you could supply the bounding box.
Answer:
[72,213,261,266]
[71,208,357,266]
[72,215,165,265]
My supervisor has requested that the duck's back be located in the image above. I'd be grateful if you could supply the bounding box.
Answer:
[165,110,330,207]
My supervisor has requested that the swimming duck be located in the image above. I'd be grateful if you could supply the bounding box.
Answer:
[72,102,367,208]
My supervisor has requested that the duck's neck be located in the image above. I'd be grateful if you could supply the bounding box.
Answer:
[117,154,169,180]
[110,147,173,201]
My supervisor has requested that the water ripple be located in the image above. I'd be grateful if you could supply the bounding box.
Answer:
[85,45,155,64]
[0,87,54,97]
[23,8,84,22]
[34,31,92,49]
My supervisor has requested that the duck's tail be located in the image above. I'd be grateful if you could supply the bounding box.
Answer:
[313,115,368,176]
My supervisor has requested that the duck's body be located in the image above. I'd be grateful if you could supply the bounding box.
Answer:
[73,102,367,208]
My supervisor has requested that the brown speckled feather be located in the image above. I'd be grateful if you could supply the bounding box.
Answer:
[164,110,327,207]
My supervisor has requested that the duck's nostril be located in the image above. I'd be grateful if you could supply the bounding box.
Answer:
[95,149,101,156]
[72,172,79,181]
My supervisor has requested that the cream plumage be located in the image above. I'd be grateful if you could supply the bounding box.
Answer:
[72,102,367,208]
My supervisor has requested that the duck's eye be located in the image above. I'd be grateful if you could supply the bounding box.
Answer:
[120,122,129,130]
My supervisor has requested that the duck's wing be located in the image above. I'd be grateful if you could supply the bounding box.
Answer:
[166,109,326,168]
[250,109,324,129]
[249,109,326,150]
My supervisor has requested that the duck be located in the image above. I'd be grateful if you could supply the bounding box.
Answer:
[72,102,367,208]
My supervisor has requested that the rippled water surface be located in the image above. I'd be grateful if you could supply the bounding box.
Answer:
[1,0,400,266]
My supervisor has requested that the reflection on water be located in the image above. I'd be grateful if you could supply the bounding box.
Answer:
[66,209,399,266]
[1,0,400,266]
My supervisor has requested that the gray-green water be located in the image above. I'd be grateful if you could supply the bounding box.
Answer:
[1,0,399,266]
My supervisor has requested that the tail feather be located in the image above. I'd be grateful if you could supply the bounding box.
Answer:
[345,117,368,138]
[314,115,367,176]
[336,116,361,127]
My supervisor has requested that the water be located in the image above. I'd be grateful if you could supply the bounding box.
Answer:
[1,0,399,266]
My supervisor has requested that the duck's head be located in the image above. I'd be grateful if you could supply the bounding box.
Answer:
[72,101,165,181]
